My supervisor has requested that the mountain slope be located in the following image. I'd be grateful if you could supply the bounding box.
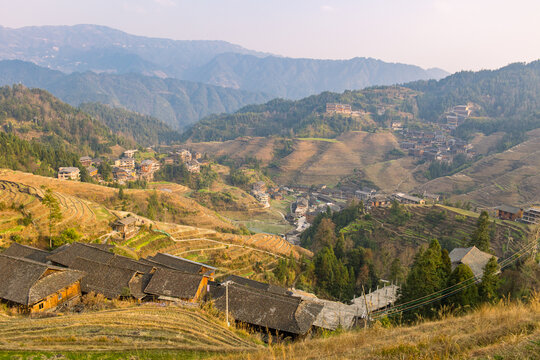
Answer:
[0,25,448,99]
[0,60,272,128]
[185,53,449,99]
[0,24,265,77]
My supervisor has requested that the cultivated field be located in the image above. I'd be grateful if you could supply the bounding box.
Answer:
[419,129,540,207]
[0,304,261,355]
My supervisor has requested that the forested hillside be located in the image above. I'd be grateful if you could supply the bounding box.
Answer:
[185,60,540,143]
[0,60,272,128]
[183,87,419,141]
[79,103,182,146]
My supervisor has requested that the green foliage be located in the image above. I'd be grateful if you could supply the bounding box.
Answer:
[80,103,182,146]
[398,239,449,319]
[444,264,478,308]
[155,163,218,190]
[51,228,82,248]
[313,247,354,301]
[469,211,491,252]
[384,148,406,161]
[387,201,412,226]
[424,154,470,180]
[479,257,500,303]
[42,189,62,236]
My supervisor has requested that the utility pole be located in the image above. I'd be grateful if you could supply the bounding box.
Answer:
[224,281,232,327]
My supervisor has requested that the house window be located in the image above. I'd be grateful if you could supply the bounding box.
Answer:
[38,303,44,310]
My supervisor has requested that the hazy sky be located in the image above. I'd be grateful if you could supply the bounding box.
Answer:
[1,0,539,73]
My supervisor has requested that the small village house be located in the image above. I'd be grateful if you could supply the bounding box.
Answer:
[521,207,540,224]
[58,167,80,181]
[143,268,209,303]
[496,205,523,221]
[392,193,425,205]
[114,157,136,170]
[112,216,139,239]
[186,160,201,173]
[449,246,497,279]
[123,149,138,158]
[0,254,83,313]
[86,166,98,178]
[143,252,216,277]
[177,149,192,163]
[79,156,93,167]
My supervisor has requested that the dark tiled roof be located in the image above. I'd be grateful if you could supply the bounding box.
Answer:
[210,283,323,335]
[146,253,216,273]
[2,243,50,263]
[144,268,205,300]
[0,254,83,305]
[108,255,154,274]
[47,242,114,267]
[225,275,290,296]
[69,257,139,299]
[449,246,497,278]
[114,216,138,226]
[497,205,522,214]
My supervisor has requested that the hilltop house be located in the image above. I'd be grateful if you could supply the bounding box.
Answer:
[0,254,83,313]
[86,166,98,178]
[449,246,496,279]
[177,149,192,163]
[58,167,80,181]
[123,149,137,158]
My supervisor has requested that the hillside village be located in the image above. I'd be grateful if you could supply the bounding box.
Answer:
[0,238,497,337]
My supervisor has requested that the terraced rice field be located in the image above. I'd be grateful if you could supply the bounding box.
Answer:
[0,180,114,240]
[0,305,260,353]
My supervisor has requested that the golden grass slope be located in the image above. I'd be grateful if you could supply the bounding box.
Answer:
[219,297,540,360]
[0,305,260,353]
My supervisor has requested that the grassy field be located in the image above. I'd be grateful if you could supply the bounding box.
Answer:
[219,297,540,360]
[1,297,538,359]
[0,305,261,356]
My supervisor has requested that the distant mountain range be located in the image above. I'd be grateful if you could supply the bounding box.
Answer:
[0,24,449,100]
[0,60,271,128]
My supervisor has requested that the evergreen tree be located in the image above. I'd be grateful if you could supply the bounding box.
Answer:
[398,239,448,318]
[311,218,337,252]
[42,188,62,248]
[469,211,491,252]
[445,264,478,308]
[389,258,405,284]
[313,246,353,301]
[479,257,500,303]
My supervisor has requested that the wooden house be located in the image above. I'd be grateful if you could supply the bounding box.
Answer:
[86,166,98,177]
[143,268,209,303]
[0,254,83,313]
[79,156,93,167]
[496,205,523,221]
[143,252,216,277]
[112,216,139,239]
[58,167,80,181]
[2,242,50,264]
[209,282,323,337]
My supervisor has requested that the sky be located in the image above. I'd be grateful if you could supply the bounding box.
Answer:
[0,0,539,73]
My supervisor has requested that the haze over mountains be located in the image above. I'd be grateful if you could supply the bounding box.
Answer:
[0,24,450,127]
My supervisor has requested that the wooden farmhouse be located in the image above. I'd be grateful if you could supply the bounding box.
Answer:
[112,216,139,239]
[143,268,209,303]
[209,281,323,337]
[143,252,217,277]
[0,254,83,313]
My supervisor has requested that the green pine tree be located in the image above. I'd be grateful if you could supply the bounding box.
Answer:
[479,257,500,303]
[469,211,491,252]
[445,263,478,308]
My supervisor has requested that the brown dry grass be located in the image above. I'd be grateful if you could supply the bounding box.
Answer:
[216,297,540,360]
[0,304,261,352]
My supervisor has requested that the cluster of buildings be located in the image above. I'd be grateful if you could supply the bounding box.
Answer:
[0,240,399,336]
[251,181,270,208]
[325,103,365,117]
[163,148,202,174]
[445,105,472,129]
[496,205,540,225]
[399,129,474,162]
